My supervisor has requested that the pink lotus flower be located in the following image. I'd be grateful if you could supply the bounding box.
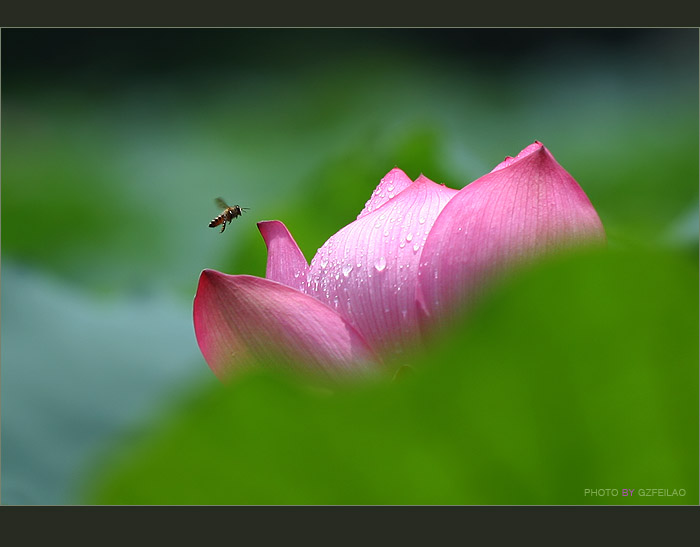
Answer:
[194,142,605,381]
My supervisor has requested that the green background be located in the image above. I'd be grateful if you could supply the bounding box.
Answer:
[1,28,697,505]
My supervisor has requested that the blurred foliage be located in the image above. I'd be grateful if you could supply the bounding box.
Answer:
[3,29,697,295]
[88,249,699,504]
[2,28,697,505]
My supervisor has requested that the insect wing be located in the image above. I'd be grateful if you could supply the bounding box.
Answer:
[215,197,229,210]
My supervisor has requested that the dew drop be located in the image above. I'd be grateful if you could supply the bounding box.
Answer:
[418,216,426,224]
[406,233,413,242]
[413,243,420,253]
[374,256,387,272]
[342,264,353,277]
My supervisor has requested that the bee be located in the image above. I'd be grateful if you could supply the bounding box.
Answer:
[209,197,249,233]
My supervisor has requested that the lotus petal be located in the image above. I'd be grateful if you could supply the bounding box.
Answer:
[356,167,414,219]
[306,173,458,354]
[258,220,309,292]
[193,270,381,380]
[418,142,606,322]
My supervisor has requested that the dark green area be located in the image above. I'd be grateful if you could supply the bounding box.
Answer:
[89,250,699,504]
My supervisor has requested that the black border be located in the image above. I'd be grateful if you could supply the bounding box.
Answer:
[0,506,699,541]
[1,0,698,27]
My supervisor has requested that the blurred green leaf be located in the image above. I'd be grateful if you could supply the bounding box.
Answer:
[88,248,698,504]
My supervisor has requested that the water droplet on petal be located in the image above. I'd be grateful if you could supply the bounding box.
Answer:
[413,243,420,253]
[374,256,387,272]
[342,264,353,277]
[418,216,426,224]
[406,232,413,242]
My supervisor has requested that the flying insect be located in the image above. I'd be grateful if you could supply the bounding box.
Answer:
[209,197,249,233]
